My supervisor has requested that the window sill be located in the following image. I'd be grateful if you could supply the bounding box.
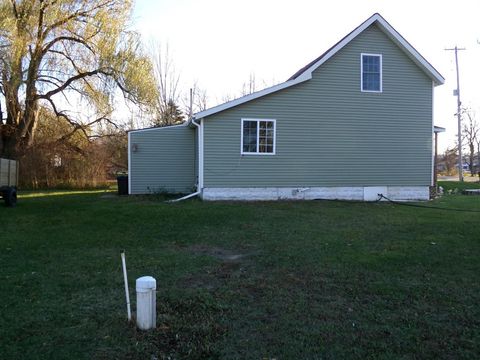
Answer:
[241,152,276,156]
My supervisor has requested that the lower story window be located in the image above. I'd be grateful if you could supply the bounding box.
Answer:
[241,119,276,155]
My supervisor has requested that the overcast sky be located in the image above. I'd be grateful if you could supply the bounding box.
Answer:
[133,0,480,152]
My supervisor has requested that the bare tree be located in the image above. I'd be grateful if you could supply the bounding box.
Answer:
[442,147,458,175]
[219,93,234,104]
[192,83,208,114]
[149,42,185,126]
[181,81,208,117]
[241,72,256,96]
[461,108,479,175]
[219,73,279,105]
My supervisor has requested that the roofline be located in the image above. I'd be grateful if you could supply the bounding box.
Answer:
[290,13,445,86]
[194,77,310,119]
[194,13,444,120]
[372,14,444,85]
[434,125,446,133]
[128,122,189,134]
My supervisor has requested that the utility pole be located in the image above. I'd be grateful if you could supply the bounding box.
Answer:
[445,46,466,181]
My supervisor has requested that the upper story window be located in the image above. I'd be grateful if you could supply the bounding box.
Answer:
[241,118,276,155]
[361,54,382,92]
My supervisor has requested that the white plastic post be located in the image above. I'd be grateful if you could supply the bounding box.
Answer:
[136,276,156,330]
[121,251,131,321]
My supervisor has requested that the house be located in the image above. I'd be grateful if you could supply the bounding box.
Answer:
[128,13,444,201]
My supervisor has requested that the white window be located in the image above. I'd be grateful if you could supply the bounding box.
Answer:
[241,118,276,155]
[361,53,382,92]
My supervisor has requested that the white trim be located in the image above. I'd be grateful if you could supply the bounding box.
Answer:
[360,53,382,93]
[199,119,204,189]
[191,118,204,190]
[201,186,429,201]
[127,131,131,194]
[128,122,189,134]
[240,118,276,155]
[195,79,308,119]
[193,13,444,121]
[431,81,435,187]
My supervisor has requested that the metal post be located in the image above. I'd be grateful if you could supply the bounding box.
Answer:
[454,47,463,181]
[445,46,466,181]
[189,88,193,119]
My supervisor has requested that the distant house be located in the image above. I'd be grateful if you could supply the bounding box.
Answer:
[128,13,444,201]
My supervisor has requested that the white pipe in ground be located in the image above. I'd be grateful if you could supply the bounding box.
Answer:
[121,251,131,321]
[136,276,156,330]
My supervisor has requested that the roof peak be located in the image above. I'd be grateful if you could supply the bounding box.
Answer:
[289,12,440,83]
[195,13,444,120]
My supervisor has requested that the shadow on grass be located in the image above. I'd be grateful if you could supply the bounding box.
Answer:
[19,189,116,199]
[16,189,191,204]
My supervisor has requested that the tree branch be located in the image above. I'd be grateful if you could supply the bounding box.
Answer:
[43,95,115,144]
[42,35,95,56]
[42,1,113,37]
[36,69,102,100]
[10,0,18,19]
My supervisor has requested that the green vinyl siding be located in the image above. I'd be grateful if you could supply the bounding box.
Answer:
[130,125,196,194]
[202,24,433,188]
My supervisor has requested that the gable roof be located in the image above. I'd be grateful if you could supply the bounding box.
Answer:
[288,13,444,84]
[194,13,444,120]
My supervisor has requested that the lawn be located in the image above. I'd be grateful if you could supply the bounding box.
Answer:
[1,184,479,359]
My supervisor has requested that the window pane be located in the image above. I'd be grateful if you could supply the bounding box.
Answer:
[362,55,380,91]
[259,121,273,153]
[243,121,257,152]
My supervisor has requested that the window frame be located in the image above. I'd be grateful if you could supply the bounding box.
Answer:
[360,53,383,93]
[240,118,276,155]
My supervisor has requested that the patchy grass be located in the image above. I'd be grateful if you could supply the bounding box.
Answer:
[438,180,480,193]
[1,188,479,359]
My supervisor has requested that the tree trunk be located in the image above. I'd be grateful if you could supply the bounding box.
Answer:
[0,127,19,159]
[469,143,475,175]
[477,142,480,179]
[0,98,39,159]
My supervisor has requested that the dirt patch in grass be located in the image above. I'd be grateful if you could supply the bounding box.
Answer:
[181,245,257,291]
[187,244,255,262]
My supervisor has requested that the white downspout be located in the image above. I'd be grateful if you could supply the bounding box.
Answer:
[191,117,204,190]
[167,117,203,203]
[166,190,200,203]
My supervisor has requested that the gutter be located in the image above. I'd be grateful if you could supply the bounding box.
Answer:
[190,116,204,190]
[167,116,204,203]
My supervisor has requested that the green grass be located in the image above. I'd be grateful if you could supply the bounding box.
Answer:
[438,180,480,193]
[1,186,479,359]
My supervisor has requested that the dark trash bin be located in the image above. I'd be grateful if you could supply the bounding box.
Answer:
[117,175,128,195]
